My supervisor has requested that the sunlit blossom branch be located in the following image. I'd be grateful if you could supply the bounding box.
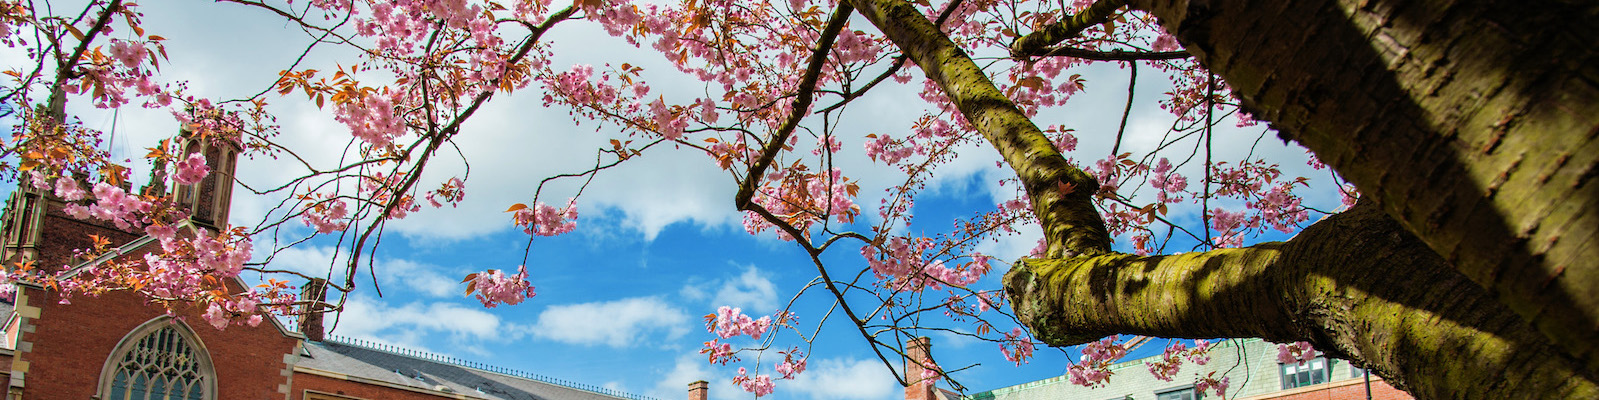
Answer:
[812,0,966,114]
[1007,0,1127,58]
[41,0,121,121]
[333,5,579,284]
[734,2,854,210]
[226,7,355,104]
[1034,46,1189,60]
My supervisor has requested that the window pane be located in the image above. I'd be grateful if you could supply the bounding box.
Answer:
[1157,388,1196,400]
[1281,357,1331,389]
[104,326,210,400]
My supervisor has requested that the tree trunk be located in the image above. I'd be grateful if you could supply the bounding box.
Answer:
[1005,200,1597,398]
[1128,0,1599,374]
[847,0,1599,397]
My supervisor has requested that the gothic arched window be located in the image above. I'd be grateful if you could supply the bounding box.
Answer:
[98,317,217,400]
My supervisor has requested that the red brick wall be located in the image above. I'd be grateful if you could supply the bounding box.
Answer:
[1261,378,1412,400]
[4,194,142,274]
[15,278,298,399]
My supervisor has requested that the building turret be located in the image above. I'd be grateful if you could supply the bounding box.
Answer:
[171,131,239,231]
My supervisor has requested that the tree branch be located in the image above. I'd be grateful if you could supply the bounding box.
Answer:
[847,0,1110,258]
[1034,46,1189,60]
[1007,0,1127,59]
[735,3,854,210]
[1005,200,1597,398]
[1128,0,1599,375]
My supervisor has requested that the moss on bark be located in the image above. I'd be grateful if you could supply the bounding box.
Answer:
[1006,201,1597,398]
[848,0,1111,259]
[1129,0,1599,374]
[846,0,1598,397]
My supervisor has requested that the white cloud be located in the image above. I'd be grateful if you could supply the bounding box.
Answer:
[710,265,779,313]
[256,244,346,278]
[649,354,744,400]
[252,245,461,298]
[531,297,689,347]
[327,296,511,350]
[785,357,900,400]
[379,258,461,298]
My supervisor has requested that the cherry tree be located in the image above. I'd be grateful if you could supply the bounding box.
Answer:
[0,0,1593,399]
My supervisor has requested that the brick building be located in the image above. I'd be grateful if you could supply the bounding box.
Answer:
[904,337,1413,400]
[0,134,660,400]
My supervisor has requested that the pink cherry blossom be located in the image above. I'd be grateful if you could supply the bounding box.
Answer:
[54,177,87,201]
[1068,336,1129,387]
[174,152,210,185]
[108,39,146,69]
[300,199,350,234]
[1000,327,1035,366]
[469,265,537,308]
[81,182,151,230]
[1196,375,1230,397]
[27,171,49,189]
[708,306,773,340]
[774,348,806,379]
[203,303,229,329]
[733,368,775,397]
[1277,341,1318,365]
[512,199,578,236]
[701,339,737,364]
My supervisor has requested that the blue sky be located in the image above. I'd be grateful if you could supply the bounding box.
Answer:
[0,2,1348,400]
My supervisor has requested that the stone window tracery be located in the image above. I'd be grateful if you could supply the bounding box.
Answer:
[99,318,216,400]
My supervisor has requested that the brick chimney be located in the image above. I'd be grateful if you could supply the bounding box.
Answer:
[688,380,708,400]
[905,337,935,400]
[298,278,328,341]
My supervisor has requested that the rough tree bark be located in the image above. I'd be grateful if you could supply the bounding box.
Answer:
[845,0,1598,397]
[1127,0,1599,374]
[1006,200,1595,398]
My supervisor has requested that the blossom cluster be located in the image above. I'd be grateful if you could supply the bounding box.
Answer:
[173,152,211,185]
[1196,373,1231,398]
[359,172,421,219]
[466,266,537,308]
[707,306,773,340]
[774,348,807,379]
[172,99,250,141]
[1276,341,1318,365]
[1067,336,1130,387]
[62,182,153,231]
[859,237,991,291]
[1149,158,1189,204]
[1147,339,1214,381]
[741,168,860,240]
[1198,160,1313,248]
[334,89,409,147]
[64,35,173,109]
[510,199,579,236]
[425,177,467,208]
[203,295,264,330]
[732,368,776,397]
[700,339,736,365]
[51,222,271,331]
[301,199,351,234]
[703,307,805,397]
[1000,327,1036,366]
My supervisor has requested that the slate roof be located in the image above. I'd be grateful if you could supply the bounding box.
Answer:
[298,337,657,400]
